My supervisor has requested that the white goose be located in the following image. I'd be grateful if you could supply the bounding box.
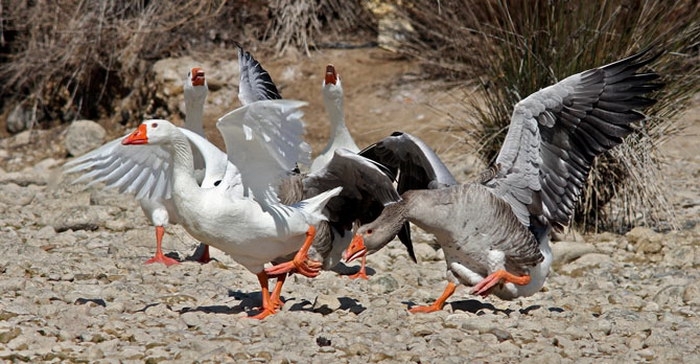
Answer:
[191,44,285,263]
[64,68,231,265]
[121,100,342,319]
[345,49,663,312]
[309,64,360,173]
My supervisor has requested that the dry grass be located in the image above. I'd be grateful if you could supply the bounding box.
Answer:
[392,0,700,232]
[0,0,377,135]
[265,0,377,55]
[0,0,238,133]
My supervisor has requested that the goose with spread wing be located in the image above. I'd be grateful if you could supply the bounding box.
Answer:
[190,44,285,263]
[120,100,343,319]
[64,68,231,266]
[344,49,663,312]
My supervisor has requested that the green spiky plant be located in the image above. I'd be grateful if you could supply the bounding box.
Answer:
[393,0,699,232]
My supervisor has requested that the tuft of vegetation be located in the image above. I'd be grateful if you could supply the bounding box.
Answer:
[0,0,374,134]
[392,0,700,232]
[265,0,376,55]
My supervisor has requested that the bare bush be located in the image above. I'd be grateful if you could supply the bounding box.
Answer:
[0,0,266,133]
[265,0,377,55]
[0,0,376,135]
[392,0,700,232]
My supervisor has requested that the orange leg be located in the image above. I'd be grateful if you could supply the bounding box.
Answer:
[144,226,179,266]
[269,273,287,310]
[196,244,212,264]
[347,255,369,280]
[409,282,457,314]
[249,271,277,320]
[471,269,531,297]
[264,226,322,278]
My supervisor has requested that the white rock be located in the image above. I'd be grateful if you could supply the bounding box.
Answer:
[63,120,106,157]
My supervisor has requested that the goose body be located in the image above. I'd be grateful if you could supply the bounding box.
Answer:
[64,68,232,265]
[120,100,341,318]
[346,49,662,311]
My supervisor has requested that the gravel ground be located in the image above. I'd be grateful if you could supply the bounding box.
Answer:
[0,51,698,362]
[0,134,698,363]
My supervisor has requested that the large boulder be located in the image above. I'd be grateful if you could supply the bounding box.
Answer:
[64,120,106,157]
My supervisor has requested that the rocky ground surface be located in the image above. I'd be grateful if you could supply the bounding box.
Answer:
[0,48,698,363]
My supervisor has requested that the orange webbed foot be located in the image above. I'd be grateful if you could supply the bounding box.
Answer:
[264,226,321,278]
[471,269,531,297]
[408,304,443,314]
[147,226,180,266]
[144,254,180,266]
[346,255,369,280]
[408,282,457,314]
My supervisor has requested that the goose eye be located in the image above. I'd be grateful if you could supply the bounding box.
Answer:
[151,122,158,128]
[366,229,373,235]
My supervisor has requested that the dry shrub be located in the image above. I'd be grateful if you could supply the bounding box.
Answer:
[0,0,376,134]
[0,0,269,133]
[265,0,377,55]
[392,0,699,232]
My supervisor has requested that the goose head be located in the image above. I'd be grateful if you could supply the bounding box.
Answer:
[122,119,178,146]
[343,202,407,263]
[322,64,344,111]
[184,67,208,105]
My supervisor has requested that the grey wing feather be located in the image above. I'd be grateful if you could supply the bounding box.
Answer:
[360,131,457,193]
[485,48,663,230]
[304,148,401,227]
[237,45,282,105]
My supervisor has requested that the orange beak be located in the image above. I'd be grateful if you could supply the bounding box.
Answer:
[191,67,205,86]
[343,234,367,263]
[324,64,337,85]
[122,124,148,145]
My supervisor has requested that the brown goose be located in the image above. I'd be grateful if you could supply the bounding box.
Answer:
[344,49,663,313]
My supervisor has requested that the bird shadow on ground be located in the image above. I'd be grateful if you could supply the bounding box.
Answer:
[178,305,246,315]
[403,299,562,316]
[330,262,376,277]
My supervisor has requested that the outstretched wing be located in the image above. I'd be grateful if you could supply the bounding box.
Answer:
[63,135,173,201]
[237,45,282,105]
[485,49,663,230]
[63,128,233,200]
[360,131,458,193]
[216,100,311,208]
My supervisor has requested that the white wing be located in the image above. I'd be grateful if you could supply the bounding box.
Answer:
[63,134,173,200]
[485,49,661,230]
[216,100,311,208]
[64,127,235,200]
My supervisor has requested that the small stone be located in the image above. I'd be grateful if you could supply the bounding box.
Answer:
[626,227,663,254]
[6,103,35,134]
[551,241,597,267]
[0,327,21,344]
[180,311,203,328]
[413,243,441,262]
[312,294,342,314]
[369,273,400,294]
[0,183,36,206]
[53,205,111,232]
